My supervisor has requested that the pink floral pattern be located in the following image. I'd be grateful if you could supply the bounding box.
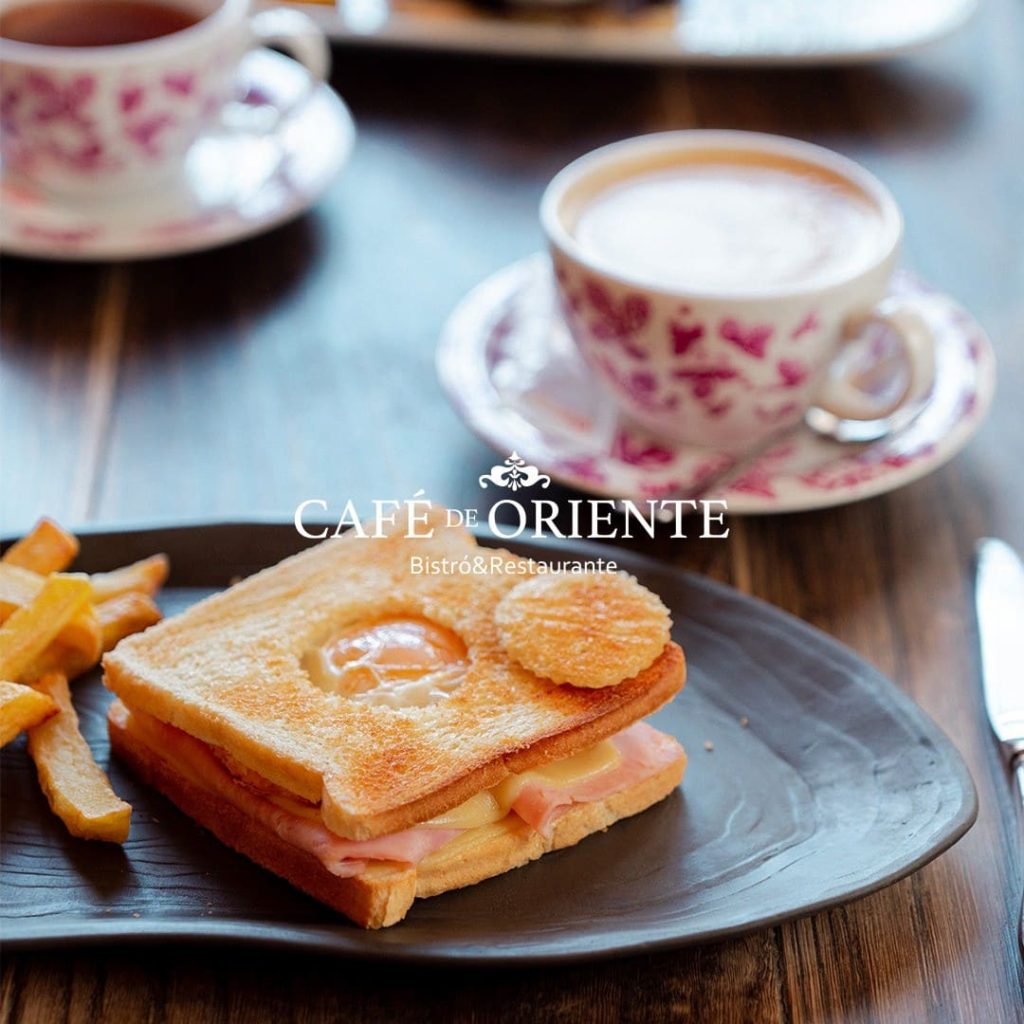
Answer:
[754,401,798,424]
[553,264,831,445]
[27,73,95,126]
[580,278,650,359]
[637,480,685,499]
[1,51,228,186]
[1,73,111,173]
[599,358,679,413]
[725,467,777,499]
[17,223,99,245]
[669,311,705,356]
[956,392,978,420]
[147,210,223,238]
[163,72,197,97]
[240,84,273,108]
[777,359,808,388]
[791,311,820,340]
[119,86,145,114]
[126,113,177,156]
[611,430,675,467]
[556,456,607,485]
[722,443,797,499]
[719,318,773,358]
[673,366,741,400]
[796,446,937,491]
[543,254,992,497]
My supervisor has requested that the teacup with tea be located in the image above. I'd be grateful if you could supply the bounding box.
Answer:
[0,0,330,197]
[542,131,937,452]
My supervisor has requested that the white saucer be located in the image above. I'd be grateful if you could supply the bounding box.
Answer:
[437,255,996,515]
[0,51,355,261]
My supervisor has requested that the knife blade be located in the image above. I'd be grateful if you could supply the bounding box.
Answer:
[976,538,1024,753]
[975,537,1024,952]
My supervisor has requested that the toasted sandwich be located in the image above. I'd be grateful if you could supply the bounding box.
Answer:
[104,510,687,928]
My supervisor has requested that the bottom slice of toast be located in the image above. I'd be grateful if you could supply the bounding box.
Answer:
[109,701,686,928]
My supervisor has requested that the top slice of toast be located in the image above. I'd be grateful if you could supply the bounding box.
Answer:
[103,510,686,840]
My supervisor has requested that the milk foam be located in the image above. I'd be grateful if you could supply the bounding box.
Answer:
[572,164,885,292]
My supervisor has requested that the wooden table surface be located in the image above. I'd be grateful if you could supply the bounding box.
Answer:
[2,0,1023,1020]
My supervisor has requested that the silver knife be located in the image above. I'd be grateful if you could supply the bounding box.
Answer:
[975,538,1024,950]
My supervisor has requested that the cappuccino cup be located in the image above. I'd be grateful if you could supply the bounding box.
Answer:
[542,131,937,452]
[0,0,330,198]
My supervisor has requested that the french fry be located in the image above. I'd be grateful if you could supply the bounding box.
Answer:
[1,517,79,574]
[0,680,58,746]
[0,562,47,619]
[0,575,92,683]
[0,519,162,840]
[27,671,132,839]
[0,564,102,663]
[27,672,131,843]
[97,593,163,652]
[22,616,103,682]
[89,555,170,602]
[0,566,103,681]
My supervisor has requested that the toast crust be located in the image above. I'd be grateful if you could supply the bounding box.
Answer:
[103,512,686,840]
[415,748,686,899]
[108,700,685,929]
[108,701,418,928]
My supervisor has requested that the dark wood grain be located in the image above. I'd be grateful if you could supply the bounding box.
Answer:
[2,0,1024,1018]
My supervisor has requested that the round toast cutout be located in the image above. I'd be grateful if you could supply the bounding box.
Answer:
[495,572,671,688]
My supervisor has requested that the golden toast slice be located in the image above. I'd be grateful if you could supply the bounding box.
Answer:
[103,510,685,841]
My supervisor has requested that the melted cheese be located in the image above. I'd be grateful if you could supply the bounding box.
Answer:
[260,736,624,831]
[423,739,622,829]
[305,616,468,708]
[266,792,323,822]
[419,817,524,868]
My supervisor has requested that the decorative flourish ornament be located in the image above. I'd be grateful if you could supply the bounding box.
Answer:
[479,452,552,491]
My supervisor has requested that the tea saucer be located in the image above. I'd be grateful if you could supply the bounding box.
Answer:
[437,255,995,514]
[0,50,355,261]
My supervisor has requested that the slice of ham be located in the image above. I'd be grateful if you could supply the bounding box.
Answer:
[122,705,681,878]
[510,722,684,838]
[259,806,460,878]
[121,706,459,878]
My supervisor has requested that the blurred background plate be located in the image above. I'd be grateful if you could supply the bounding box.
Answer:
[280,0,979,65]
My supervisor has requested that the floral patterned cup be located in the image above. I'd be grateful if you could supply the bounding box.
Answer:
[0,0,329,197]
[542,131,938,453]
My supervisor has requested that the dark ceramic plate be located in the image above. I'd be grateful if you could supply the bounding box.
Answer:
[0,523,976,964]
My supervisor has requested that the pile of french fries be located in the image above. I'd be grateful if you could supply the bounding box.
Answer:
[0,518,169,843]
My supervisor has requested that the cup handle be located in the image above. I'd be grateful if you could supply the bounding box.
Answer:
[812,296,937,423]
[233,7,331,131]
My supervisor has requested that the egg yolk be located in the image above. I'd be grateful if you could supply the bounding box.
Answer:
[307,617,467,706]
